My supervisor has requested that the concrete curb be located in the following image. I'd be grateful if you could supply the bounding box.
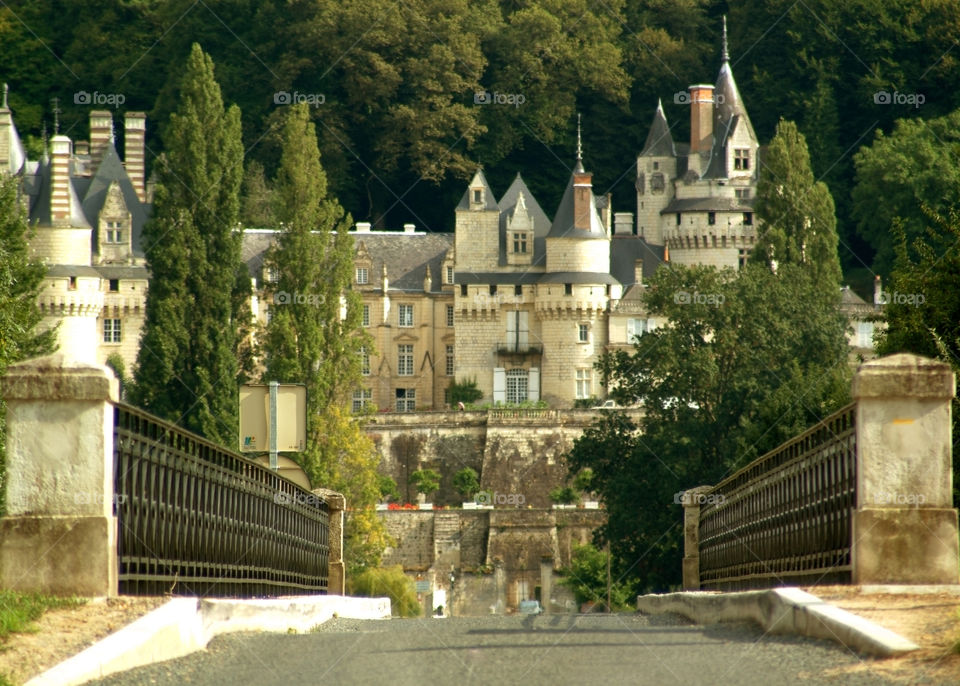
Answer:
[25,595,391,686]
[636,588,919,657]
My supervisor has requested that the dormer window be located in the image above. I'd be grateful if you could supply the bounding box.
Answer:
[473,189,482,204]
[446,265,454,284]
[734,149,750,170]
[356,267,368,285]
[512,232,528,254]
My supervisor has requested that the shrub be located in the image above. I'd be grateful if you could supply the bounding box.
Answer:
[347,565,421,617]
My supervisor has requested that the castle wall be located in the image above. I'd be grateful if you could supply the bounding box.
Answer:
[455,208,500,272]
[31,227,92,266]
[545,236,610,273]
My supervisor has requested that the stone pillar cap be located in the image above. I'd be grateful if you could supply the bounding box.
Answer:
[312,487,346,509]
[852,353,956,400]
[3,353,118,402]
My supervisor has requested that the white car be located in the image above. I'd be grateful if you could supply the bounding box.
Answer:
[591,399,621,410]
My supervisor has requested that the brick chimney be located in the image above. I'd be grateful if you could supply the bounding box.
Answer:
[573,166,593,231]
[89,110,112,170]
[50,134,72,223]
[689,85,714,155]
[124,112,146,202]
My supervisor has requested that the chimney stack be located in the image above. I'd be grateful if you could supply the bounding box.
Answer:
[403,223,416,233]
[89,110,112,169]
[573,166,593,231]
[614,212,634,236]
[50,135,72,223]
[688,85,714,155]
[124,112,146,202]
[355,221,372,233]
[634,259,644,286]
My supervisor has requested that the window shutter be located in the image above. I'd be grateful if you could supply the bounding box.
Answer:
[528,367,540,401]
[493,367,506,404]
[518,311,529,349]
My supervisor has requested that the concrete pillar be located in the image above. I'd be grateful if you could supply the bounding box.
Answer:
[493,558,505,615]
[851,353,958,584]
[315,489,346,594]
[0,353,119,596]
[539,556,553,614]
[681,486,711,590]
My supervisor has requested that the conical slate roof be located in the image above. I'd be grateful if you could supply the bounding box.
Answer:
[456,168,499,211]
[81,143,150,257]
[546,162,607,240]
[705,20,757,178]
[640,99,676,157]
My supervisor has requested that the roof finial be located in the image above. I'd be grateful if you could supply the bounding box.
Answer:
[576,112,583,161]
[51,96,60,134]
[722,15,729,63]
[2,83,8,109]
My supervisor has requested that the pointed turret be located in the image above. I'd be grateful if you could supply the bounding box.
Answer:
[640,99,676,158]
[457,167,498,211]
[455,167,500,271]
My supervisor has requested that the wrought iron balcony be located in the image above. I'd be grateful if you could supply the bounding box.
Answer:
[496,343,543,355]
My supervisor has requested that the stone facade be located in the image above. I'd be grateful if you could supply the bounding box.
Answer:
[1,98,150,371]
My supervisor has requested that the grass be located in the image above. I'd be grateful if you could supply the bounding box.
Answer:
[0,590,85,643]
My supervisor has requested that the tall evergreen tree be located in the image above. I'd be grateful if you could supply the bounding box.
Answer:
[131,44,244,446]
[0,172,57,510]
[260,104,386,571]
[751,118,842,290]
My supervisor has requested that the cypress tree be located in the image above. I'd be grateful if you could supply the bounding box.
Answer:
[131,43,244,446]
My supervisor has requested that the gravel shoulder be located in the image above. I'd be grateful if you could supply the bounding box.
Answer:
[0,596,166,685]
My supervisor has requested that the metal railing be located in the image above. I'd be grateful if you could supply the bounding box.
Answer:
[113,403,329,596]
[696,403,856,590]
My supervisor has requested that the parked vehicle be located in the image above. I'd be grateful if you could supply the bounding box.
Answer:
[518,599,543,615]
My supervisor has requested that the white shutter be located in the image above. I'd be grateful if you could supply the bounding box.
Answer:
[493,368,506,404]
[506,312,517,351]
[528,367,540,401]
[518,311,529,349]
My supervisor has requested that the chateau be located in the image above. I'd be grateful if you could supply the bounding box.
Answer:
[0,94,150,371]
[7,28,849,410]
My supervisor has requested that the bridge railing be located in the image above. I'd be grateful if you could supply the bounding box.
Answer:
[682,353,958,590]
[0,354,342,598]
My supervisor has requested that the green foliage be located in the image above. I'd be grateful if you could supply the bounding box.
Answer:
[347,565,421,617]
[0,590,85,641]
[572,468,594,494]
[853,107,960,274]
[876,208,960,505]
[130,43,244,447]
[452,467,481,499]
[573,397,599,409]
[752,119,842,289]
[378,475,400,502]
[558,544,634,611]
[448,378,483,406]
[408,469,441,497]
[549,486,580,505]
[571,262,850,591]
[0,173,57,514]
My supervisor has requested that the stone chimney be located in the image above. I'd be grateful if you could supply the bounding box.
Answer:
[614,212,634,236]
[689,85,714,156]
[50,134,72,223]
[124,112,146,202]
[573,166,593,231]
[634,259,644,286]
[355,221,372,233]
[89,110,112,170]
[403,223,416,233]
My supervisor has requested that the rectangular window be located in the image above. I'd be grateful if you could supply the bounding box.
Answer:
[735,188,750,200]
[708,212,716,226]
[473,189,482,204]
[398,344,414,376]
[68,276,77,290]
[108,279,119,292]
[266,266,279,283]
[352,388,372,413]
[398,304,413,327]
[446,345,454,376]
[564,283,573,296]
[734,149,750,170]
[857,322,875,348]
[444,388,451,405]
[505,311,530,352]
[578,323,589,342]
[627,318,648,342]
[356,267,368,285]
[514,284,522,296]
[362,304,370,327]
[446,266,454,284]
[396,388,416,412]
[103,318,121,343]
[575,369,591,399]
[360,346,370,376]
[743,212,753,226]
[460,284,468,297]
[513,232,528,254]
[446,305,454,327]
[676,213,682,226]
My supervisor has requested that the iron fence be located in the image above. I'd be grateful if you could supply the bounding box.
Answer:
[697,404,857,590]
[113,403,329,596]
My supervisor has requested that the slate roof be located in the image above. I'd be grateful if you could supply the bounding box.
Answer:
[660,196,754,213]
[703,53,757,179]
[497,173,551,268]
[81,143,151,257]
[28,155,93,230]
[241,229,454,294]
[1,107,26,175]
[640,100,676,157]
[456,168,499,211]
[609,236,665,286]
[546,157,608,240]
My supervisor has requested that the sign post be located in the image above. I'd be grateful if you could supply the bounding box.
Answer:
[239,383,307,471]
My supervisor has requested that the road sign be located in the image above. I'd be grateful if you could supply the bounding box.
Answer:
[239,383,307,456]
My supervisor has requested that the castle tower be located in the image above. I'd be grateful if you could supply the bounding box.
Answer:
[635,99,677,245]
[538,122,612,405]
[454,168,500,273]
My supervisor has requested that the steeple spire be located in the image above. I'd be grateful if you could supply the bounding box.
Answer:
[2,83,8,109]
[573,113,585,173]
[51,96,60,134]
[722,15,729,63]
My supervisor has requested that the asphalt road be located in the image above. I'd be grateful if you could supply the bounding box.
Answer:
[91,614,925,686]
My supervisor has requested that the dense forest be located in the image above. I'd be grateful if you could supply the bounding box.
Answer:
[2,0,958,284]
